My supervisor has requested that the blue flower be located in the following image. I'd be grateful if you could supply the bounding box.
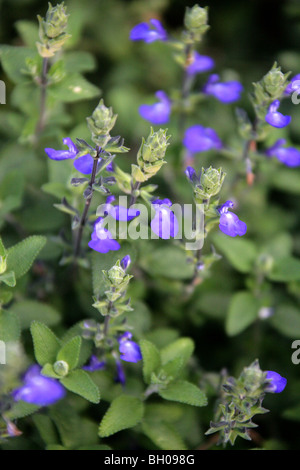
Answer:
[118,332,142,363]
[265,100,291,128]
[183,125,222,153]
[265,371,287,393]
[186,51,215,76]
[103,196,140,221]
[139,91,171,125]
[88,217,121,253]
[121,255,131,271]
[130,18,167,43]
[115,359,126,386]
[285,74,300,95]
[83,355,106,372]
[266,139,300,167]
[151,198,179,239]
[203,74,243,103]
[218,200,247,237]
[12,365,66,407]
[45,137,97,175]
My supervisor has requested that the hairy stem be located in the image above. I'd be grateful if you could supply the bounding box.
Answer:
[35,57,49,140]
[178,42,195,137]
[129,181,141,206]
[74,156,99,258]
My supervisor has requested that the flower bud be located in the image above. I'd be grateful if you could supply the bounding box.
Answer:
[133,128,170,182]
[40,2,69,39]
[37,3,71,57]
[184,5,209,38]
[107,264,126,286]
[199,166,226,198]
[87,99,118,144]
[53,360,69,377]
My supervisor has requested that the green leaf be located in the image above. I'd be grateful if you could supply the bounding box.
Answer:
[99,395,144,438]
[32,414,59,446]
[64,51,96,74]
[61,322,93,368]
[30,321,61,366]
[0,45,38,83]
[60,369,100,404]
[160,356,184,380]
[0,310,20,342]
[4,401,40,420]
[269,305,300,337]
[0,271,16,287]
[142,419,187,450]
[268,256,300,282]
[41,363,61,379]
[57,336,82,370]
[49,402,82,449]
[48,73,100,103]
[42,182,71,200]
[141,247,194,280]
[10,300,61,329]
[160,337,194,368]
[6,235,47,279]
[226,291,259,336]
[139,339,161,384]
[212,233,257,273]
[159,380,207,407]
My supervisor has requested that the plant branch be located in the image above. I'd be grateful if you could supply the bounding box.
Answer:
[35,57,49,141]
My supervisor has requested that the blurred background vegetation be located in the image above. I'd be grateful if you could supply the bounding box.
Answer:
[1,0,300,450]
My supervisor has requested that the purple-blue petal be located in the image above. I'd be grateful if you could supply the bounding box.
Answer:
[73,154,95,174]
[121,255,131,270]
[204,76,243,103]
[45,137,78,161]
[265,371,287,393]
[83,355,106,372]
[88,237,121,253]
[139,91,171,125]
[130,19,167,43]
[186,52,215,75]
[219,211,247,237]
[12,365,66,407]
[119,340,142,363]
[265,111,291,128]
[183,125,222,153]
[151,206,179,239]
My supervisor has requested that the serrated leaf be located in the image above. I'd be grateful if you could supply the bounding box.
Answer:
[49,402,82,449]
[57,336,82,370]
[41,363,61,379]
[269,305,300,337]
[160,337,194,367]
[30,321,61,366]
[0,270,16,287]
[226,291,259,336]
[6,235,47,279]
[4,401,40,420]
[99,395,144,438]
[60,369,100,404]
[139,339,161,384]
[142,247,194,280]
[142,419,187,450]
[213,233,257,273]
[0,310,20,342]
[0,45,38,83]
[268,256,300,282]
[32,414,59,446]
[159,380,207,407]
[160,356,184,380]
[10,300,61,329]
[48,73,100,103]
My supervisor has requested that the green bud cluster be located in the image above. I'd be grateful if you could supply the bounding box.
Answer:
[87,99,118,148]
[184,5,209,43]
[194,167,226,201]
[92,260,133,317]
[132,128,170,183]
[251,63,290,139]
[37,2,71,58]
[206,360,270,446]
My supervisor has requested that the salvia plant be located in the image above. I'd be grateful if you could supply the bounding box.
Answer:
[1,0,300,451]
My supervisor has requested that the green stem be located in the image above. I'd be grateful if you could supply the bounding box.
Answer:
[35,57,49,140]
[74,155,99,259]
